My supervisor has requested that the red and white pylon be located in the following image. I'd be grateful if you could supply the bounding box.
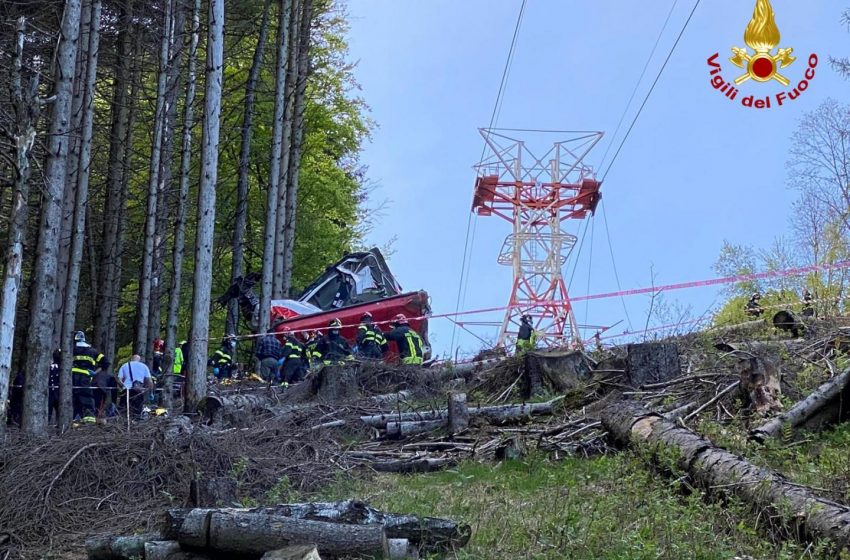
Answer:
[471,128,604,349]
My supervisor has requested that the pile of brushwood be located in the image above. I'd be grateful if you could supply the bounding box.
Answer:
[8,313,850,558]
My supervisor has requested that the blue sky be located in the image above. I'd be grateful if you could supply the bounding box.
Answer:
[345,0,848,359]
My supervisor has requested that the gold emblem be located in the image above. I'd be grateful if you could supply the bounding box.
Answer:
[730,0,795,86]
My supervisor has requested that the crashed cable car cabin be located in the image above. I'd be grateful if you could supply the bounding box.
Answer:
[218,248,431,361]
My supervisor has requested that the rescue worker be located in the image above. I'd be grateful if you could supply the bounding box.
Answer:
[172,339,188,397]
[48,349,60,424]
[209,337,235,379]
[72,331,107,422]
[8,370,23,426]
[152,338,165,378]
[516,315,537,354]
[356,312,387,360]
[801,289,815,318]
[317,319,353,364]
[303,331,322,368]
[255,331,284,382]
[280,328,308,383]
[745,292,763,318]
[385,314,424,366]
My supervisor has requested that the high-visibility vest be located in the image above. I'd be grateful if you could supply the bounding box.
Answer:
[357,324,385,346]
[173,346,184,374]
[212,349,231,367]
[399,329,424,365]
[72,346,104,376]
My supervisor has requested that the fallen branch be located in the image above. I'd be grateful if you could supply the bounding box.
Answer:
[45,443,107,517]
[683,381,740,422]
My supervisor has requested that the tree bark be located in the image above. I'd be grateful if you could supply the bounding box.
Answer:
[280,0,314,296]
[227,0,273,338]
[186,0,225,412]
[148,2,188,364]
[260,0,293,334]
[166,502,470,554]
[0,17,40,438]
[447,392,469,434]
[602,400,850,550]
[273,0,301,298]
[85,534,160,560]
[750,367,850,443]
[22,0,82,437]
[94,0,133,354]
[176,509,388,558]
[161,0,201,410]
[136,0,175,361]
[54,0,92,350]
[59,0,102,430]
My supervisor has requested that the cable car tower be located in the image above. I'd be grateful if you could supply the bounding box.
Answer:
[472,128,604,349]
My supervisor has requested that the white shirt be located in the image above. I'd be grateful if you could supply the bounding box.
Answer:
[117,361,152,390]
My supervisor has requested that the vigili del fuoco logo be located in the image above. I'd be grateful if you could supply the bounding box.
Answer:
[707,0,818,109]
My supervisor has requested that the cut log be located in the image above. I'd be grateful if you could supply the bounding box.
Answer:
[361,399,559,429]
[198,393,280,426]
[370,391,411,406]
[189,476,237,507]
[144,541,212,560]
[165,503,471,554]
[523,350,594,397]
[602,400,850,550]
[385,420,445,438]
[750,367,850,443]
[736,356,782,415]
[261,545,322,560]
[85,533,159,560]
[368,458,456,473]
[447,392,468,434]
[177,509,388,558]
[626,342,680,387]
[773,310,805,338]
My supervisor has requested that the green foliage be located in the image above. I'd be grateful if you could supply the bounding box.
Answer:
[317,454,814,559]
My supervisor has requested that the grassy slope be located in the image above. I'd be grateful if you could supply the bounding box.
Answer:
[318,453,817,560]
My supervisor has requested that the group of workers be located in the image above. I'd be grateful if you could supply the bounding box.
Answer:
[745,289,815,318]
[252,312,426,384]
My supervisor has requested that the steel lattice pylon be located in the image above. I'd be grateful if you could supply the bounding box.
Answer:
[471,128,604,349]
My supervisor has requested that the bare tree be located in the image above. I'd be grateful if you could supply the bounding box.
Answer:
[226,0,273,337]
[273,0,301,298]
[94,0,134,360]
[0,18,42,437]
[186,0,225,411]
[281,0,315,296]
[22,0,83,437]
[162,0,200,410]
[259,0,293,335]
[58,0,102,432]
[135,0,175,361]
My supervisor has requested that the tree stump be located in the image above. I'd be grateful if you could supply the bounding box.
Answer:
[86,534,159,560]
[495,436,526,461]
[523,350,594,397]
[312,365,360,403]
[736,356,782,415]
[626,343,680,387]
[189,476,237,507]
[447,392,469,435]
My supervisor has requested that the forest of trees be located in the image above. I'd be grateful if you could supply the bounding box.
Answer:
[0,0,372,437]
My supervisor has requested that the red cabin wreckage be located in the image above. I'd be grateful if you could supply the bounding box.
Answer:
[218,249,432,362]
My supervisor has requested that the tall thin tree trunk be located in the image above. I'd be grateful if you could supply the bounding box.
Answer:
[272,0,300,298]
[0,18,40,438]
[135,0,175,361]
[281,0,314,296]
[162,0,200,410]
[260,0,293,336]
[148,3,187,363]
[22,0,83,437]
[94,0,133,353]
[226,0,273,338]
[54,0,92,350]
[103,31,143,371]
[186,0,224,412]
[58,0,102,433]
